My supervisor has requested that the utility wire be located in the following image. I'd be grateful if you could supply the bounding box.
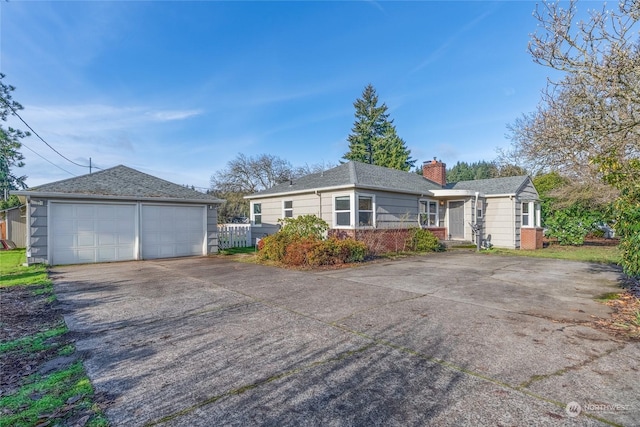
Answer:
[20,142,76,176]
[1,97,102,171]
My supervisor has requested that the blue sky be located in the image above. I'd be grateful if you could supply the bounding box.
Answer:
[2,1,559,190]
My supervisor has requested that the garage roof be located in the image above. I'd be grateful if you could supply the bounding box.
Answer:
[13,165,223,204]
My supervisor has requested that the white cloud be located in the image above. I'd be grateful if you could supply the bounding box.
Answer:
[146,110,203,121]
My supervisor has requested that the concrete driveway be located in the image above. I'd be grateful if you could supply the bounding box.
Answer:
[52,253,639,426]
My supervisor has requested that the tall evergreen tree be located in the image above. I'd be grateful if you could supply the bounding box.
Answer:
[1,74,29,203]
[343,84,415,171]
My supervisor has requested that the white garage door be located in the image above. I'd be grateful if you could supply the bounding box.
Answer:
[50,203,136,265]
[141,205,205,259]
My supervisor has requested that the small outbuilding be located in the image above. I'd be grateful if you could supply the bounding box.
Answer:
[13,165,223,265]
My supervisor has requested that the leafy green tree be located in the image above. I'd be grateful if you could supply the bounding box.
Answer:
[343,84,415,171]
[533,172,569,224]
[1,74,29,203]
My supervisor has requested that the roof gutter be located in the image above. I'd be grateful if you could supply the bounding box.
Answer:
[245,184,436,200]
[11,190,224,205]
[430,189,484,197]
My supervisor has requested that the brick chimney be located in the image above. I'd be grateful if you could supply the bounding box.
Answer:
[422,158,446,186]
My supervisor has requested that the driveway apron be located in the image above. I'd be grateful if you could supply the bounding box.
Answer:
[52,253,639,426]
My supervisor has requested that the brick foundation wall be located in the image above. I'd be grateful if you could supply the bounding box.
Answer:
[521,227,543,250]
[329,228,444,254]
[329,229,412,254]
[425,227,446,240]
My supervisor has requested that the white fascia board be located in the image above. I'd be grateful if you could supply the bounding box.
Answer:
[430,189,482,197]
[245,184,354,200]
[245,184,435,200]
[11,191,224,205]
[483,193,517,198]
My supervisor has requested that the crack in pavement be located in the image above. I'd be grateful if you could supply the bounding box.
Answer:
[518,345,625,389]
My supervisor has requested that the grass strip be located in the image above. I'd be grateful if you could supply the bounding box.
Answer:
[0,362,108,427]
[484,245,621,265]
[0,324,68,354]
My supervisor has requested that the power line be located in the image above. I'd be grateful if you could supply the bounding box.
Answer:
[1,97,102,171]
[20,142,76,177]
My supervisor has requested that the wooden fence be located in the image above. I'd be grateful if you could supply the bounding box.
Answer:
[217,224,252,249]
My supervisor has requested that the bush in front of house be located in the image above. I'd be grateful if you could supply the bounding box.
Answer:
[258,233,291,262]
[406,228,444,252]
[306,238,368,266]
[258,215,368,266]
[278,214,328,240]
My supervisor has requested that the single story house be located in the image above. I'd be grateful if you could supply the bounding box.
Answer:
[1,205,27,248]
[12,165,223,265]
[245,160,542,251]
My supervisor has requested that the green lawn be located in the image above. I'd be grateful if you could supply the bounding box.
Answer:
[0,249,108,426]
[0,250,50,287]
[218,246,257,255]
[485,244,621,265]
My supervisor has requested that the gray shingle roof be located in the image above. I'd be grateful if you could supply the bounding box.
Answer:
[248,161,442,198]
[22,165,221,202]
[445,175,530,194]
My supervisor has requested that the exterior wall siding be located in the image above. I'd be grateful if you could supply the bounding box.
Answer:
[27,199,49,264]
[206,206,219,254]
[483,197,516,249]
[373,191,420,228]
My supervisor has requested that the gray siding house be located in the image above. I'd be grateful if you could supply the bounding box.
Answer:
[12,165,223,265]
[246,160,542,250]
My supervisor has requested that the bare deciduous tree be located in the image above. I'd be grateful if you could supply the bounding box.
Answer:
[502,0,640,205]
[211,153,333,222]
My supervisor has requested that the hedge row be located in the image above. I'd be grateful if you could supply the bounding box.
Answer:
[258,235,367,267]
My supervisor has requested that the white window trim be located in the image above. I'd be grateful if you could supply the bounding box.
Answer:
[282,200,293,219]
[419,198,439,227]
[356,193,376,228]
[251,202,262,227]
[333,192,354,229]
[521,201,540,228]
[476,199,483,219]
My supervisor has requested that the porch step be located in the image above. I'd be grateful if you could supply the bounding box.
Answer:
[441,240,476,248]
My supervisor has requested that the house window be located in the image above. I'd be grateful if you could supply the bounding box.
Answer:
[522,202,530,227]
[334,195,351,227]
[476,199,483,219]
[358,195,374,227]
[283,200,293,218]
[253,203,262,225]
[420,200,438,227]
[521,201,540,227]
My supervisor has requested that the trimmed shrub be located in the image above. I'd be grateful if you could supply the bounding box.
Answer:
[278,215,328,240]
[336,238,368,263]
[306,238,368,266]
[283,238,319,266]
[258,233,291,262]
[406,228,443,252]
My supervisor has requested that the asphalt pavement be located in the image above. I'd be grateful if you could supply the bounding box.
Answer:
[52,252,639,426]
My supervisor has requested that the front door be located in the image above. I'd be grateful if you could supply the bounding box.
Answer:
[448,201,465,239]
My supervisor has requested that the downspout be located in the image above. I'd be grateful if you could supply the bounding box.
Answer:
[511,195,516,249]
[25,196,31,265]
[315,190,324,237]
[474,191,480,251]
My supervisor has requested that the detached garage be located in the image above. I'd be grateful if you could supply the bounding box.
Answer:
[13,165,223,265]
